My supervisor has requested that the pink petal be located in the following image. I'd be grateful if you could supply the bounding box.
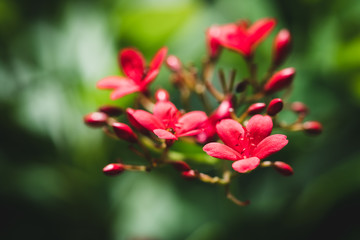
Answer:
[119,48,145,84]
[153,101,179,124]
[96,76,132,89]
[248,18,276,48]
[246,114,273,145]
[232,157,260,173]
[141,69,159,87]
[203,143,242,161]
[177,129,203,138]
[252,134,288,159]
[177,111,208,134]
[220,27,252,56]
[215,119,245,153]
[128,109,164,131]
[153,129,177,140]
[149,47,168,72]
[110,84,140,100]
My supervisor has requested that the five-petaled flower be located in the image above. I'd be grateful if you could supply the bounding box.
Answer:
[203,115,288,173]
[97,47,168,100]
[206,18,276,58]
[127,101,208,140]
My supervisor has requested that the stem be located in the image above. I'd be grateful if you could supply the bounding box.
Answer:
[202,58,224,101]
[245,56,259,91]
[218,69,227,94]
[224,183,250,206]
[228,69,237,93]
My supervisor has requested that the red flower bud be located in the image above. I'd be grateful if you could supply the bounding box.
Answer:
[170,161,191,172]
[98,105,123,116]
[165,55,182,72]
[291,101,308,115]
[247,103,266,115]
[84,112,108,127]
[303,121,322,135]
[273,161,293,176]
[211,96,233,120]
[103,163,125,176]
[267,98,283,116]
[264,67,296,93]
[181,170,197,179]
[112,122,138,142]
[155,89,170,102]
[273,29,291,66]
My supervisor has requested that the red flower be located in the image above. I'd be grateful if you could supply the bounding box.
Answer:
[207,18,276,58]
[203,115,288,173]
[97,47,168,100]
[127,101,208,140]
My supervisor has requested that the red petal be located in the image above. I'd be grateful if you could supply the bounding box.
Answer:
[96,76,132,89]
[246,114,273,145]
[128,109,164,131]
[203,142,242,161]
[177,111,208,134]
[221,27,251,56]
[252,134,288,159]
[153,129,177,140]
[141,69,159,87]
[232,157,260,173]
[248,18,276,48]
[177,129,203,138]
[149,47,168,72]
[110,84,140,100]
[119,48,145,84]
[153,101,179,124]
[215,119,245,153]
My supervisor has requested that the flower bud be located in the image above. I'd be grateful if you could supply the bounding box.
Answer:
[291,101,308,115]
[211,96,233,120]
[247,103,266,115]
[235,80,249,93]
[83,112,108,127]
[112,122,137,142]
[264,67,296,93]
[103,163,125,176]
[303,121,322,135]
[98,105,123,116]
[170,161,191,172]
[155,89,170,102]
[165,55,182,72]
[181,170,197,179]
[267,98,283,116]
[273,161,293,176]
[273,29,291,66]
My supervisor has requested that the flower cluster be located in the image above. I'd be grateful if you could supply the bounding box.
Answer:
[84,18,322,206]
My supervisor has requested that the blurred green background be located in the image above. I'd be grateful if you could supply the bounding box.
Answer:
[1,0,360,239]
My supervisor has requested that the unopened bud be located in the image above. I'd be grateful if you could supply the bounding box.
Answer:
[264,67,296,93]
[303,121,322,135]
[103,163,125,176]
[235,80,249,93]
[267,98,283,116]
[84,112,108,127]
[211,96,233,120]
[98,105,123,116]
[273,161,293,176]
[112,122,137,142]
[166,55,182,72]
[291,101,308,115]
[170,161,191,172]
[273,29,291,66]
[181,170,197,179]
[247,103,266,115]
[155,89,170,102]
